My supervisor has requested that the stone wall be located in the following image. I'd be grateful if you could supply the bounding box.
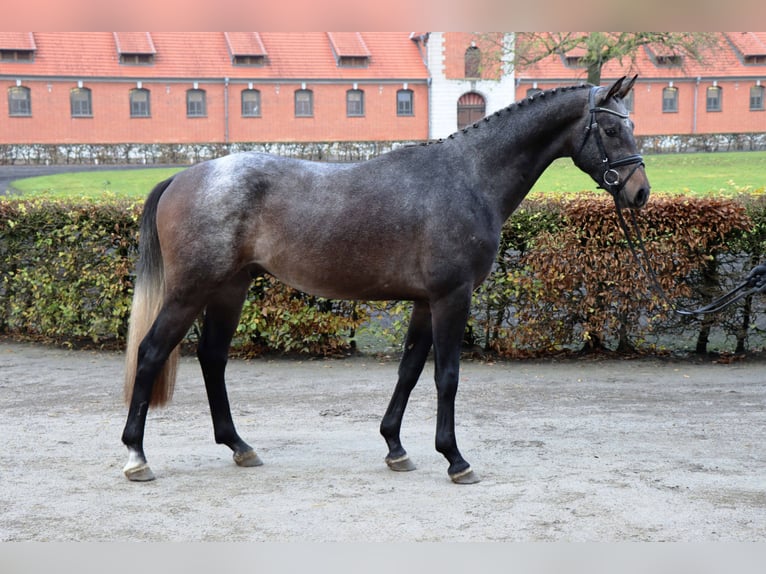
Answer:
[0,141,419,166]
[637,132,766,154]
[1,133,765,165]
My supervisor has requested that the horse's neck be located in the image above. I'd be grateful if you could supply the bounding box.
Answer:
[466,89,588,220]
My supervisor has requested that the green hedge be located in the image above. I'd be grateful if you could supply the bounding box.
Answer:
[477,194,763,356]
[0,199,139,344]
[1,193,765,356]
[0,198,365,354]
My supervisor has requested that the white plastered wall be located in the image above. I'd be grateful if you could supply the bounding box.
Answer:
[427,32,516,140]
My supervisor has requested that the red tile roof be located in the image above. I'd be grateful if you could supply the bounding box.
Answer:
[0,32,428,81]
[5,32,761,87]
[516,32,766,82]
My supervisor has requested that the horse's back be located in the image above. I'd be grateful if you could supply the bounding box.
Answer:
[154,150,498,301]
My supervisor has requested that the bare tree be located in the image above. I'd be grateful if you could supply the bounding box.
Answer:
[514,32,722,85]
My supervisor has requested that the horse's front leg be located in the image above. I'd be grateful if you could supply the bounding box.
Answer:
[430,285,480,484]
[380,300,433,472]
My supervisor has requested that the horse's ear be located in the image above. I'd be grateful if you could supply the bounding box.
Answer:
[599,76,626,104]
[618,75,638,99]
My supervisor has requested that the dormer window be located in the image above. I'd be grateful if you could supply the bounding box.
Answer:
[327,32,370,68]
[114,32,156,66]
[120,53,154,65]
[225,32,268,67]
[233,55,266,66]
[646,45,682,67]
[655,55,682,67]
[561,46,587,69]
[726,33,766,66]
[337,56,368,68]
[0,32,36,62]
[0,49,35,62]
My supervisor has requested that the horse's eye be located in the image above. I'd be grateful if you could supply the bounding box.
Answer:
[604,127,618,137]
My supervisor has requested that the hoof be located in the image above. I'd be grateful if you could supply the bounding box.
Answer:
[124,462,156,482]
[233,449,263,468]
[449,467,480,485]
[385,454,416,472]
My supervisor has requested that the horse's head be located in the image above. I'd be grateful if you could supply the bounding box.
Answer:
[573,75,650,209]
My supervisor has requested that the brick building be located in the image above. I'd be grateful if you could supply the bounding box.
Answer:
[1,32,765,156]
[0,32,430,146]
[515,32,766,137]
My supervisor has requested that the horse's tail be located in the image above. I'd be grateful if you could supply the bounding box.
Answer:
[124,177,179,407]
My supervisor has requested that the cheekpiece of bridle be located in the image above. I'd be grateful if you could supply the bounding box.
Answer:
[579,86,749,316]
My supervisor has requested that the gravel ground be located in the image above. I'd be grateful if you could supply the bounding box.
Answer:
[1,341,765,542]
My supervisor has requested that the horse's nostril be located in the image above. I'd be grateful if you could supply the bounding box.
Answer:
[635,187,649,207]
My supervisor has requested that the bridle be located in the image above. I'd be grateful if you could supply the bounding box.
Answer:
[577,86,749,316]
[577,86,645,199]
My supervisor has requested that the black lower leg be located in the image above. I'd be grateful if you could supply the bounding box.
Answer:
[122,318,191,481]
[434,368,470,476]
[122,334,171,454]
[431,286,479,483]
[380,301,432,466]
[197,277,259,465]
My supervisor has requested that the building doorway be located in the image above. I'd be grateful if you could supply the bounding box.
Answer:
[457,92,486,130]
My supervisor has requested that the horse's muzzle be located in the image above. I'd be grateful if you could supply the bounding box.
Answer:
[622,164,650,209]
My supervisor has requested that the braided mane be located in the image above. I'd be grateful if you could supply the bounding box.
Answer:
[419,84,592,147]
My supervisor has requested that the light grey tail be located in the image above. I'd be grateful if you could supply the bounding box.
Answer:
[123,177,179,407]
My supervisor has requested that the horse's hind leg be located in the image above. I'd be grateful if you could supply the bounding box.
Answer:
[197,272,262,468]
[122,299,202,481]
[380,300,432,472]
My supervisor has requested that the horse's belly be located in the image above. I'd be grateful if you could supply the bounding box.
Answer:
[256,244,426,301]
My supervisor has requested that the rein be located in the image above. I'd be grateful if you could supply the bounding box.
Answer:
[580,86,753,316]
[614,205,761,316]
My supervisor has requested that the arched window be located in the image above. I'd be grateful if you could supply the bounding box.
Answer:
[242,89,261,117]
[396,89,413,116]
[706,85,722,112]
[129,88,150,118]
[457,92,486,130]
[751,85,765,111]
[294,89,313,117]
[70,87,92,117]
[346,89,364,117]
[465,46,481,78]
[8,85,31,116]
[186,89,207,117]
[622,89,635,113]
[662,86,678,113]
